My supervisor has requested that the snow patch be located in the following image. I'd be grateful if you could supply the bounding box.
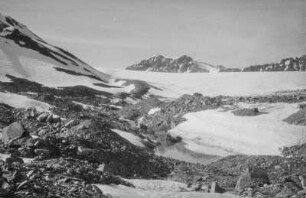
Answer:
[148,107,161,115]
[112,129,144,147]
[169,103,306,156]
[72,101,94,110]
[96,179,244,198]
[0,92,51,112]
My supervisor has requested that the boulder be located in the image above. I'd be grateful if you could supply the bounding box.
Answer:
[52,115,61,123]
[235,167,270,192]
[298,103,306,109]
[1,122,25,144]
[46,114,53,123]
[232,108,260,116]
[210,181,225,193]
[77,146,95,156]
[37,113,49,122]
[38,129,48,136]
[29,108,38,118]
[300,175,306,189]
[34,149,50,158]
[65,119,78,128]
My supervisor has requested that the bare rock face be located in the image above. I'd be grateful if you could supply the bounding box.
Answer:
[283,109,306,126]
[1,122,25,144]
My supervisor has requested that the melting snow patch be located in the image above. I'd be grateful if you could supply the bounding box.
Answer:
[112,129,144,147]
[72,101,94,110]
[148,107,161,115]
[0,92,51,112]
[124,84,136,93]
[169,103,306,156]
[96,179,244,198]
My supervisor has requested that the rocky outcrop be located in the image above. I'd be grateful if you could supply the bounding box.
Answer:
[137,93,222,132]
[126,55,223,73]
[126,54,306,73]
[242,55,306,72]
[283,108,306,125]
[232,108,260,116]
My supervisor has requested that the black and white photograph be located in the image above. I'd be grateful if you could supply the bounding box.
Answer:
[0,0,306,197]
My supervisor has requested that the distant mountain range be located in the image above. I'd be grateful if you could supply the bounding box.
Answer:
[126,54,306,73]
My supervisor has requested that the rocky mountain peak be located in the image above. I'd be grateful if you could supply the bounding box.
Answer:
[126,55,218,73]
[177,55,193,63]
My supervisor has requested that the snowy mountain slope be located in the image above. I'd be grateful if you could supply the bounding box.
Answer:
[126,55,226,73]
[0,13,133,94]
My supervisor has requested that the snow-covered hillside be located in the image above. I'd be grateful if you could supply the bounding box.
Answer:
[103,69,306,99]
[0,13,136,95]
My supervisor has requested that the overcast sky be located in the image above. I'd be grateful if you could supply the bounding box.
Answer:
[0,0,305,68]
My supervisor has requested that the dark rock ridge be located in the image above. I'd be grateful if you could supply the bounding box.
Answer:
[126,55,227,73]
[283,108,306,126]
[126,54,306,72]
[242,54,306,72]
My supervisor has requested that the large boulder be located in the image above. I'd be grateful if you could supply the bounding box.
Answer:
[210,181,225,193]
[235,167,270,193]
[1,122,25,144]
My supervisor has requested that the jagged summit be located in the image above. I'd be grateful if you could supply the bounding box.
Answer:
[242,55,306,72]
[126,55,223,73]
[126,53,306,73]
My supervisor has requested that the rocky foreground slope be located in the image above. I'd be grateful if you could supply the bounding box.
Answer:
[126,54,306,73]
[1,85,306,197]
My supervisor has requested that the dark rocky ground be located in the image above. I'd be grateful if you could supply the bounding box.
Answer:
[1,79,306,197]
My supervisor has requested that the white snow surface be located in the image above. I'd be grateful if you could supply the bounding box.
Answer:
[169,103,306,156]
[0,92,51,112]
[96,179,245,198]
[102,69,306,99]
[148,107,161,115]
[72,101,94,110]
[112,129,145,147]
